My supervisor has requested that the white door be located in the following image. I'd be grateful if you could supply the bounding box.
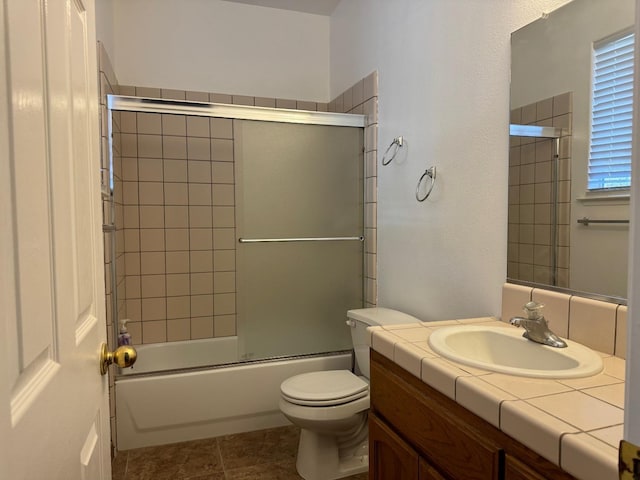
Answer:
[0,0,111,479]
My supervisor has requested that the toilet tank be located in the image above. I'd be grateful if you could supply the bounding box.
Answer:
[347,307,422,378]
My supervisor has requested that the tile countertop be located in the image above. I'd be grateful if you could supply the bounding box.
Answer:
[366,317,625,480]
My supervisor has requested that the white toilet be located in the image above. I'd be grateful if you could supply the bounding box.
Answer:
[279,307,421,480]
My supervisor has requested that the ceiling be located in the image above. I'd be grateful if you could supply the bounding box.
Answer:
[222,0,342,16]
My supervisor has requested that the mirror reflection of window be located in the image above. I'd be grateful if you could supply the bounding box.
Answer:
[588,31,634,192]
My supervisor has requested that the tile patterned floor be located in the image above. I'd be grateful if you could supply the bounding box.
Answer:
[112,425,369,480]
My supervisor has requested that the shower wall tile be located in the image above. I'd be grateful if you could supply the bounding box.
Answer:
[119,78,373,348]
[508,93,572,287]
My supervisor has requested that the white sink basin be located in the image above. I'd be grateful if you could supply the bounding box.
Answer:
[427,325,603,378]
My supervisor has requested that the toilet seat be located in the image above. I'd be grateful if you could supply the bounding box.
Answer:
[281,370,369,407]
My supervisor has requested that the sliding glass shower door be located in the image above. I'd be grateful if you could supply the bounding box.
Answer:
[235,120,364,361]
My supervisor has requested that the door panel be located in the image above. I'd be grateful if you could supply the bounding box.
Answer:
[0,0,110,478]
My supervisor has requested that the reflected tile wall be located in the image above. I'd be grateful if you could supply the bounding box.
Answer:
[508,92,572,288]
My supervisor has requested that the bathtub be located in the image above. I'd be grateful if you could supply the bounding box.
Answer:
[115,336,352,450]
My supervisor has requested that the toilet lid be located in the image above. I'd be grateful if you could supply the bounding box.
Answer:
[281,370,369,406]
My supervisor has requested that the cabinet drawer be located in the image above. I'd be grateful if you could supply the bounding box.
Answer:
[371,353,503,480]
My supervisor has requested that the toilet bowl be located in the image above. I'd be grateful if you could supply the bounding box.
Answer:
[279,308,421,480]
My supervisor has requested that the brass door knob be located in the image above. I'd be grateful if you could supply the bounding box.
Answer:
[100,343,137,375]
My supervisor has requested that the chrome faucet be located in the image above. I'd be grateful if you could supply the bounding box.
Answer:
[509,301,567,348]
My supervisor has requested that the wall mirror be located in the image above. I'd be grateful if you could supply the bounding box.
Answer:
[508,0,634,300]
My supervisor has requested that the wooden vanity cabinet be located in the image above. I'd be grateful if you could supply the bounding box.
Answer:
[369,350,576,480]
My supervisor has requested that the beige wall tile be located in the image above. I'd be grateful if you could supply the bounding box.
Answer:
[142,320,167,344]
[163,135,187,159]
[122,181,138,205]
[213,228,236,250]
[531,289,570,338]
[140,252,165,275]
[297,101,317,111]
[125,298,141,322]
[185,90,209,102]
[191,294,214,317]
[276,98,296,109]
[127,321,142,344]
[191,316,214,339]
[141,297,166,321]
[125,253,141,275]
[214,272,235,293]
[137,113,162,135]
[191,272,214,295]
[164,182,189,205]
[232,95,254,106]
[190,228,213,250]
[140,229,165,252]
[138,182,164,205]
[188,160,211,183]
[125,275,141,299]
[141,274,166,298]
[190,250,213,273]
[254,97,276,108]
[121,133,137,156]
[139,206,164,228]
[165,206,189,228]
[210,93,232,104]
[122,157,139,181]
[214,293,236,315]
[120,111,137,133]
[189,184,212,206]
[187,117,210,138]
[214,315,236,337]
[138,158,163,182]
[187,137,210,160]
[165,229,189,251]
[124,229,140,252]
[212,185,235,206]
[213,250,235,271]
[162,114,186,136]
[210,118,233,139]
[167,318,190,342]
[166,251,189,274]
[212,162,234,183]
[138,135,163,158]
[615,305,627,359]
[211,139,234,161]
[189,206,213,228]
[569,296,617,354]
[212,207,235,228]
[166,295,190,319]
[166,274,189,297]
[164,159,188,182]
[501,283,532,322]
[161,89,185,100]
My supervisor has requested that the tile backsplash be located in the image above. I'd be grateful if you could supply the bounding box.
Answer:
[502,283,627,359]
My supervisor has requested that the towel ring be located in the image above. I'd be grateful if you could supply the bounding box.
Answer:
[381,136,404,166]
[416,166,436,202]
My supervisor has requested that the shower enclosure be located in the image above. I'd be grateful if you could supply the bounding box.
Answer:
[106,96,366,375]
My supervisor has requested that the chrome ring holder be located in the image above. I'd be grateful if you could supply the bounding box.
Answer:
[381,136,404,166]
[416,166,436,202]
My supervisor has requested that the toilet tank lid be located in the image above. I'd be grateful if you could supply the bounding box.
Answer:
[347,307,421,326]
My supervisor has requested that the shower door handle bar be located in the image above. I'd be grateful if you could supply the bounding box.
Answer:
[238,236,364,243]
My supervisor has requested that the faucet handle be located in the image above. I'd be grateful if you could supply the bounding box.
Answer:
[523,301,544,320]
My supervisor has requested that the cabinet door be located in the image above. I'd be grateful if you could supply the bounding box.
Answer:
[505,455,547,480]
[419,458,448,480]
[370,413,420,480]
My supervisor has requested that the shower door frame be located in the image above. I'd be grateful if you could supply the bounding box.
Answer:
[106,95,367,367]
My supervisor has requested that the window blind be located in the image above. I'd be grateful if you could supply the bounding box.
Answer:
[588,32,634,191]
